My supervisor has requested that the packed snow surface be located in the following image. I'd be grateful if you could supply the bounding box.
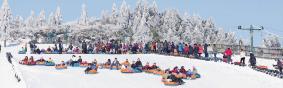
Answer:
[0,44,282,88]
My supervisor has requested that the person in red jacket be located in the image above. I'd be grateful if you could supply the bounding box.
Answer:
[198,44,203,58]
[184,44,189,55]
[151,63,159,69]
[142,62,151,70]
[171,66,179,73]
[224,48,233,64]
[179,66,187,74]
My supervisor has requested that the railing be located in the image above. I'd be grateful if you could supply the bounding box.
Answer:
[212,44,283,59]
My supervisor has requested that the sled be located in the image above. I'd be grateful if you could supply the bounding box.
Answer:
[152,70,165,75]
[163,81,179,86]
[18,51,26,54]
[256,65,268,70]
[175,74,187,79]
[73,63,80,67]
[144,69,156,73]
[19,61,28,65]
[110,66,121,70]
[36,61,46,65]
[121,68,133,73]
[27,62,36,65]
[45,62,55,66]
[55,65,67,69]
[86,70,97,74]
[80,63,89,67]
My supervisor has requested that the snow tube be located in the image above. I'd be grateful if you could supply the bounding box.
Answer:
[80,63,89,67]
[19,61,28,65]
[152,70,165,75]
[55,65,67,69]
[86,70,97,74]
[99,64,110,69]
[163,81,179,86]
[121,68,133,73]
[132,68,142,73]
[234,62,241,65]
[45,62,55,66]
[256,65,268,70]
[36,61,46,65]
[18,51,26,54]
[110,66,121,70]
[28,62,36,65]
[144,69,156,73]
[176,74,187,79]
[73,63,80,67]
[52,51,59,54]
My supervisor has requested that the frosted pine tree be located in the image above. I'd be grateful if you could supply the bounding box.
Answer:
[37,10,46,28]
[0,0,12,47]
[54,6,63,26]
[263,34,281,48]
[78,4,89,26]
[25,10,36,29]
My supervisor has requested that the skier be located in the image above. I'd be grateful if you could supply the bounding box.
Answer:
[249,53,256,67]
[0,44,2,53]
[239,49,246,65]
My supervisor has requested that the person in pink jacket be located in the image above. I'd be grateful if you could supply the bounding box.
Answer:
[224,48,233,64]
[198,44,203,58]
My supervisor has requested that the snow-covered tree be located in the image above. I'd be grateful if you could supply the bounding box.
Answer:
[25,10,36,28]
[78,4,89,26]
[263,34,281,48]
[37,10,46,27]
[0,0,12,47]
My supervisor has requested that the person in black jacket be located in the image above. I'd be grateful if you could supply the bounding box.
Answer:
[277,59,282,74]
[249,53,256,67]
[134,58,143,72]
[82,41,87,54]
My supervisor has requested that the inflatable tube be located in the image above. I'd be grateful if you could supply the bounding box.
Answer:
[152,70,165,75]
[45,62,55,66]
[18,51,26,54]
[110,66,121,70]
[121,68,133,73]
[36,61,46,65]
[86,70,97,74]
[256,65,268,70]
[28,62,36,65]
[80,63,89,67]
[73,63,80,67]
[19,61,28,65]
[163,81,179,86]
[144,69,155,73]
[55,65,67,69]
[175,74,187,79]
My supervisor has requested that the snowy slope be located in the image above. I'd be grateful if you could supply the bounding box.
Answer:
[1,44,283,88]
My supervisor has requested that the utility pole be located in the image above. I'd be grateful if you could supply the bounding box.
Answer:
[238,25,264,54]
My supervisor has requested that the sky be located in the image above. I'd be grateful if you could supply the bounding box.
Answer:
[2,0,283,46]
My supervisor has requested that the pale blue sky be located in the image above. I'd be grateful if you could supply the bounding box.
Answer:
[2,0,283,46]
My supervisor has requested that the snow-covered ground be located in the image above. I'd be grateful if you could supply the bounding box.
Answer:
[1,44,283,88]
